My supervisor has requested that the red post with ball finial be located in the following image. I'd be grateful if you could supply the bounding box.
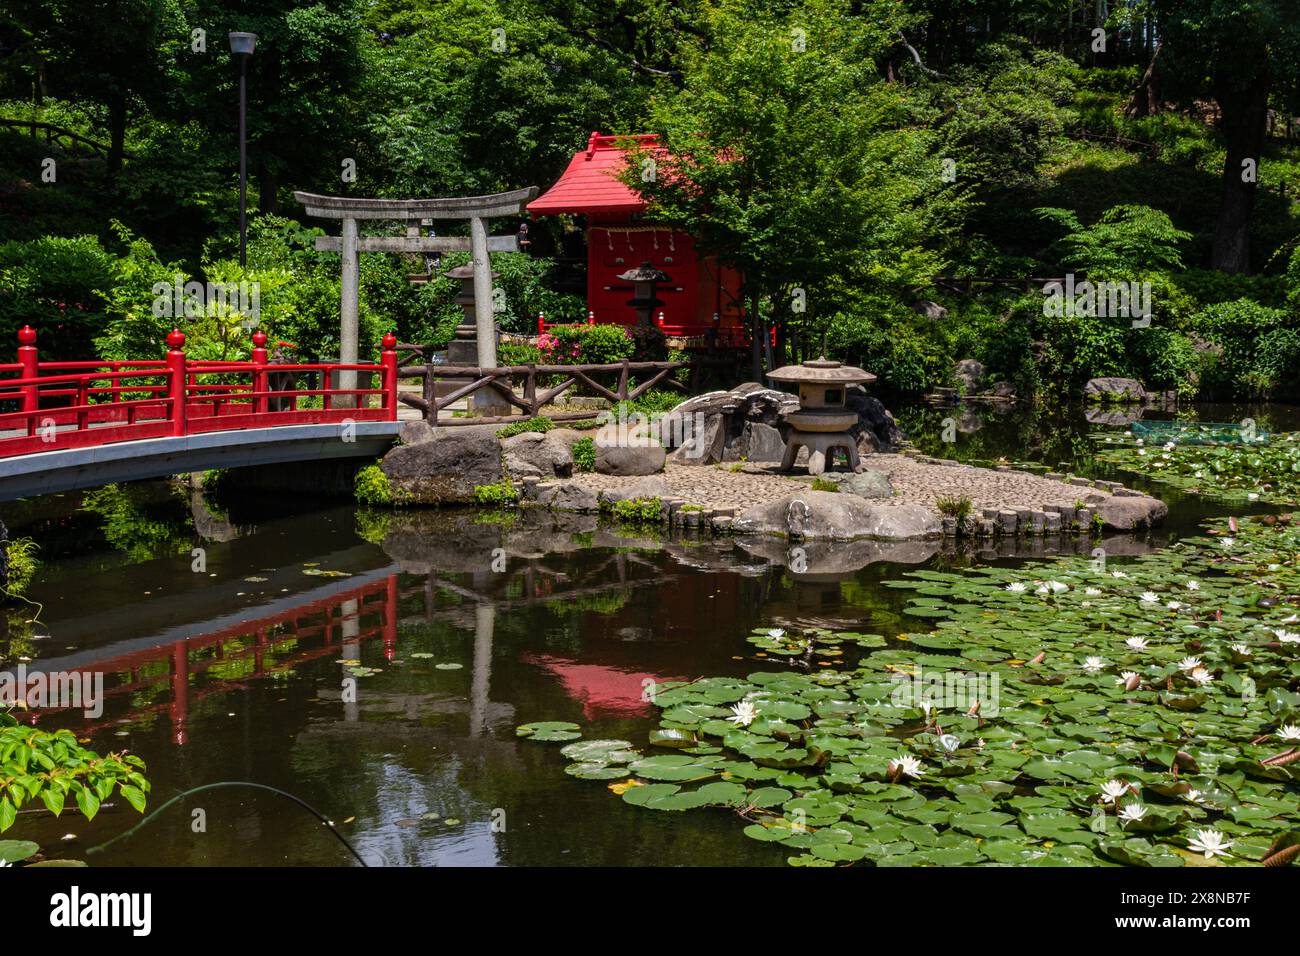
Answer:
[17,325,38,416]
[166,328,187,436]
[381,332,398,417]
[251,328,269,414]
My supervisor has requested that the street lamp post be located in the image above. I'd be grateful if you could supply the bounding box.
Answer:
[228,31,257,267]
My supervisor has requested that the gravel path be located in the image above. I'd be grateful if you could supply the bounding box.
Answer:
[570,455,1113,515]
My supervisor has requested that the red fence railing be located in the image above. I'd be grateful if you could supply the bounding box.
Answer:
[0,326,399,458]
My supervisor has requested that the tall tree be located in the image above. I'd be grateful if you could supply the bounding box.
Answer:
[1155,0,1300,273]
[629,0,965,379]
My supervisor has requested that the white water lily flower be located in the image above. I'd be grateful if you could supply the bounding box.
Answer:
[1188,828,1233,860]
[1082,656,1106,673]
[1118,803,1148,826]
[1184,789,1205,804]
[1099,779,1130,803]
[1005,581,1027,592]
[1230,643,1252,656]
[1178,656,1202,671]
[1135,439,1144,446]
[1186,580,1200,590]
[1247,492,1259,501]
[1163,442,1176,451]
[1085,587,1102,596]
[1282,614,1300,625]
[1035,584,1050,595]
[1125,637,1149,650]
[728,700,759,726]
[1137,448,1146,456]
[1272,629,1300,644]
[1166,601,1183,610]
[1048,581,1068,593]
[767,628,786,639]
[1111,570,1128,579]
[1115,670,1139,684]
[1221,537,1235,547]
[889,755,924,779]
[937,734,960,753]
[1139,591,1159,604]
[1277,724,1300,742]
[1189,667,1214,687]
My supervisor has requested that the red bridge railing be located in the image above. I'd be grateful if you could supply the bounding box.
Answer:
[0,326,399,458]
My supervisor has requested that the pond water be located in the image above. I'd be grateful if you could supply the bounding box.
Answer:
[1,400,1291,866]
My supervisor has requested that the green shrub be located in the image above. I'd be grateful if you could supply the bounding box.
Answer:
[0,234,117,359]
[473,480,521,507]
[2,538,40,598]
[1189,298,1296,398]
[497,416,554,438]
[572,436,596,472]
[540,323,635,365]
[355,464,397,507]
[936,495,973,524]
[606,496,662,524]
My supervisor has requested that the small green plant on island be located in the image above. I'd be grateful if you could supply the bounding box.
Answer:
[496,415,554,439]
[572,436,596,472]
[473,480,521,507]
[605,496,663,525]
[936,495,974,529]
[354,464,402,507]
[811,477,839,492]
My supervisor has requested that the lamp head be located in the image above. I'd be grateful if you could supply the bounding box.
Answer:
[228,32,257,56]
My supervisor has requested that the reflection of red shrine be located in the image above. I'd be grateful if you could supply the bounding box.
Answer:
[527,132,746,345]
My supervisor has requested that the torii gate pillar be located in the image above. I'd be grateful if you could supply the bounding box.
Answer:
[296,187,538,413]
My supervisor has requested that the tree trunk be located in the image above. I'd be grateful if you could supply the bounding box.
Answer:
[749,292,763,382]
[107,91,126,176]
[1211,72,1271,274]
[1123,41,1162,118]
[258,161,277,215]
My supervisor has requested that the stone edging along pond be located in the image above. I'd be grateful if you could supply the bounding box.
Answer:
[372,421,1168,542]
[517,452,1168,543]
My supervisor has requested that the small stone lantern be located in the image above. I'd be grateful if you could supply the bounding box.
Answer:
[616,261,670,328]
[767,356,877,475]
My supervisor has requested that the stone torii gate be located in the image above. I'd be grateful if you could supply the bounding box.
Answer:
[294,188,538,407]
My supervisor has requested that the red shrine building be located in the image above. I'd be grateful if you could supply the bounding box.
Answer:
[527,132,746,347]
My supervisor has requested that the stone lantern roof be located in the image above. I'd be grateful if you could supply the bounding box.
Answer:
[767,356,876,385]
[615,261,671,284]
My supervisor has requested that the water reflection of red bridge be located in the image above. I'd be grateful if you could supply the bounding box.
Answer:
[29,575,400,745]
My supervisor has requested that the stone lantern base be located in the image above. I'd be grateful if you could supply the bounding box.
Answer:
[780,432,863,476]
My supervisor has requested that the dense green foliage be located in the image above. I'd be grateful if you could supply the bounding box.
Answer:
[3,1,1300,398]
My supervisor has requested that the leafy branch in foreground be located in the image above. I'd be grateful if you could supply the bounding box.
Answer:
[0,711,148,832]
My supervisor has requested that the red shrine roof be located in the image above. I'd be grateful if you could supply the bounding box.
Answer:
[527,132,660,216]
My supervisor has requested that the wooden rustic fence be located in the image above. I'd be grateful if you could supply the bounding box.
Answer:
[397,358,728,426]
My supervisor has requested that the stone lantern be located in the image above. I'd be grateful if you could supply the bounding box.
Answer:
[616,261,670,328]
[768,356,877,475]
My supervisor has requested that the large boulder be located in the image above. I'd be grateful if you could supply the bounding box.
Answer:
[594,441,666,476]
[954,358,984,393]
[536,481,600,513]
[597,476,671,503]
[802,469,893,499]
[1084,377,1146,404]
[667,382,903,465]
[380,428,503,503]
[1094,494,1168,531]
[731,491,940,541]
[845,386,905,454]
[503,430,573,479]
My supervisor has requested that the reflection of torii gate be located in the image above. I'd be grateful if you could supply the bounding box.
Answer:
[294,188,538,405]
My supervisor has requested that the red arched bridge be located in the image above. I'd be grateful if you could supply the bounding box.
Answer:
[0,326,402,500]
